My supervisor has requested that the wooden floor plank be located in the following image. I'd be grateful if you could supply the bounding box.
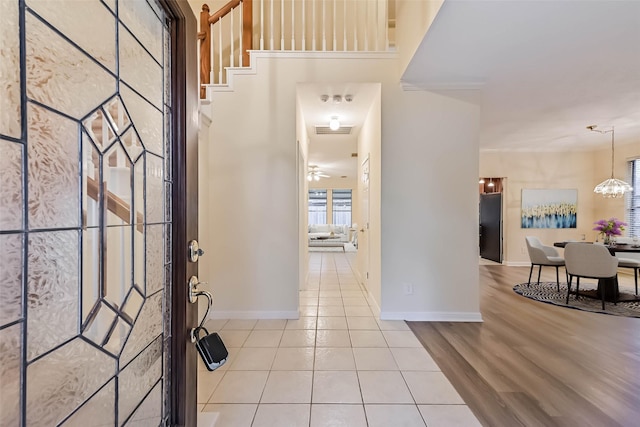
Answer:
[408,265,640,427]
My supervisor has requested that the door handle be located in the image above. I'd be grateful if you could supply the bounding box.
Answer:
[188,239,204,262]
[188,276,208,303]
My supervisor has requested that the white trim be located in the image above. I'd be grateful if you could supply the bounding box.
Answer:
[365,289,381,317]
[380,311,484,322]
[400,81,485,91]
[209,310,299,320]
[505,261,531,267]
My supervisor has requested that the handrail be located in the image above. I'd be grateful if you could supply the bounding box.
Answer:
[86,176,143,232]
[199,1,252,98]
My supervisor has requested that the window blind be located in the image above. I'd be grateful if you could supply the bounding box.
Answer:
[627,159,640,238]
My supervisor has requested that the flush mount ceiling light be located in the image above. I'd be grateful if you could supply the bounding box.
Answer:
[329,116,340,131]
[588,125,633,198]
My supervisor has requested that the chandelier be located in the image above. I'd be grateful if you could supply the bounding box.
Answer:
[588,125,633,198]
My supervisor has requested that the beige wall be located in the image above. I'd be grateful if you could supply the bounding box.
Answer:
[395,0,444,76]
[480,141,640,266]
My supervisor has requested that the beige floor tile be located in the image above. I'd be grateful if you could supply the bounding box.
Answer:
[203,319,229,331]
[319,290,342,298]
[222,319,257,330]
[315,330,352,347]
[418,404,482,427]
[318,297,343,306]
[316,316,348,330]
[228,347,277,371]
[243,330,284,347]
[279,329,316,347]
[197,404,205,412]
[253,319,287,330]
[376,319,411,331]
[365,404,426,427]
[342,297,369,306]
[201,403,257,427]
[208,371,269,403]
[271,347,315,370]
[353,348,398,371]
[218,330,251,348]
[358,371,414,404]
[349,330,388,347]
[300,306,318,316]
[310,404,368,427]
[382,330,423,347]
[252,404,310,427]
[346,316,379,330]
[344,306,373,316]
[299,297,318,306]
[312,371,362,404]
[390,348,440,371]
[318,306,346,316]
[341,290,365,298]
[197,370,225,403]
[299,290,319,298]
[260,371,313,403]
[285,317,317,330]
[314,347,356,370]
[403,372,465,404]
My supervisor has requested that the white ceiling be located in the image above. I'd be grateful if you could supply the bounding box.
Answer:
[402,0,640,152]
[298,83,380,180]
[297,1,640,178]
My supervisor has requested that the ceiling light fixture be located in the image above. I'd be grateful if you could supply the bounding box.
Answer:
[588,125,633,198]
[488,178,494,187]
[479,178,485,184]
[329,116,340,131]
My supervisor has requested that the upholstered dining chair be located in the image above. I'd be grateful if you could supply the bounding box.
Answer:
[612,237,640,295]
[564,243,619,310]
[525,236,565,291]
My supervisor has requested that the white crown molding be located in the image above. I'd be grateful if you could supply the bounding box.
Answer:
[380,311,483,322]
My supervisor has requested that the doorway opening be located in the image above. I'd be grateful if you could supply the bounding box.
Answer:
[479,177,504,264]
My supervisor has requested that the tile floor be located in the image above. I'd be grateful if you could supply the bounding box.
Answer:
[198,251,481,427]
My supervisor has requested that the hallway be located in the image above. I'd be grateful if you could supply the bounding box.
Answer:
[197,251,480,426]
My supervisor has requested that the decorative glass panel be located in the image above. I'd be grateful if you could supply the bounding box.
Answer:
[121,127,144,162]
[82,132,101,228]
[103,318,132,356]
[125,381,162,426]
[104,96,132,135]
[83,302,118,346]
[104,143,134,226]
[134,220,145,294]
[122,288,144,322]
[120,291,163,367]
[28,104,80,229]
[146,154,164,223]
[146,224,164,295]
[84,108,117,152]
[60,380,115,427]
[26,0,116,72]
[118,0,164,63]
[0,0,21,138]
[27,230,79,361]
[118,335,162,425]
[82,227,101,324]
[0,139,23,231]
[105,225,133,310]
[164,104,171,180]
[0,323,21,426]
[120,85,163,156]
[25,13,116,119]
[26,338,116,426]
[119,24,163,109]
[0,233,23,326]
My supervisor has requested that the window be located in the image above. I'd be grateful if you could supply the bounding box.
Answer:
[308,189,327,224]
[332,189,352,226]
[627,159,640,238]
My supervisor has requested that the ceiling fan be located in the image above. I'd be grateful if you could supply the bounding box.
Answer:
[307,165,329,181]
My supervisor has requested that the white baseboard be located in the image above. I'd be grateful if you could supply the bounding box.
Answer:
[365,290,381,318]
[504,261,531,267]
[380,311,483,322]
[208,310,299,320]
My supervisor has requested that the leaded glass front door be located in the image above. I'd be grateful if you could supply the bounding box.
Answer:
[0,0,178,425]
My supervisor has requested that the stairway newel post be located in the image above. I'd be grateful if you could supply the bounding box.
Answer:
[198,4,211,98]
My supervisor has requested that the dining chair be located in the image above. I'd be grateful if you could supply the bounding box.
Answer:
[525,236,565,291]
[564,243,619,310]
[612,237,640,295]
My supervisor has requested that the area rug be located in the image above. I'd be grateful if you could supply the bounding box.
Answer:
[513,282,640,318]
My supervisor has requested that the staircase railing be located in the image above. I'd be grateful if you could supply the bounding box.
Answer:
[199,0,391,96]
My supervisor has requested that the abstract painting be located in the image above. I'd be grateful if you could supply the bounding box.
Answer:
[521,189,577,228]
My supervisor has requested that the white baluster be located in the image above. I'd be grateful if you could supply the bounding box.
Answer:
[218,18,223,83]
[332,0,336,51]
[322,0,326,51]
[230,7,235,67]
[301,0,305,51]
[343,0,347,51]
[209,22,214,83]
[270,0,274,49]
[239,3,243,66]
[260,0,264,50]
[312,0,316,50]
[353,3,358,51]
[384,0,389,50]
[291,0,295,50]
[364,0,368,51]
[281,0,285,50]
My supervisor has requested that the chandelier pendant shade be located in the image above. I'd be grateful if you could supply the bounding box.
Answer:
[589,125,633,198]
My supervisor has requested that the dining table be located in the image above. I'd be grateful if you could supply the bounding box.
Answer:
[554,241,640,302]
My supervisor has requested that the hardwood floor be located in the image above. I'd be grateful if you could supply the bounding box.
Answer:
[408,266,640,427]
